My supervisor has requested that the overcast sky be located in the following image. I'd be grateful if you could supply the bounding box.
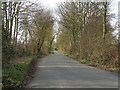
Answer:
[29,0,119,21]
[40,0,119,29]
[40,0,119,14]
[29,0,119,36]
[39,0,119,21]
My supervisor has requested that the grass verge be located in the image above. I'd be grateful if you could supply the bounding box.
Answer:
[2,56,33,88]
[66,54,118,73]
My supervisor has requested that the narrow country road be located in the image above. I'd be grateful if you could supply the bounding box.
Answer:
[26,52,118,88]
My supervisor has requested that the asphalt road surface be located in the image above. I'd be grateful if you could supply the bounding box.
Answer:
[26,52,118,88]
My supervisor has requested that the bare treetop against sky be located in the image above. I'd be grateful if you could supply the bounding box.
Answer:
[41,0,119,32]
[29,0,119,36]
[31,0,120,24]
[28,0,119,14]
[37,0,119,16]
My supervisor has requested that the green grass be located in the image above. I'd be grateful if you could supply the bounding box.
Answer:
[3,56,33,87]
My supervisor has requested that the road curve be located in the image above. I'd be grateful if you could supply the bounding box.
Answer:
[26,52,118,88]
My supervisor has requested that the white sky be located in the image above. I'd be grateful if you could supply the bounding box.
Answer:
[29,0,119,22]
[40,0,119,13]
[40,0,120,31]
[29,0,120,18]
[29,0,120,37]
[40,0,63,9]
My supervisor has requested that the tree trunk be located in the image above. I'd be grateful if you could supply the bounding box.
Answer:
[103,1,107,40]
